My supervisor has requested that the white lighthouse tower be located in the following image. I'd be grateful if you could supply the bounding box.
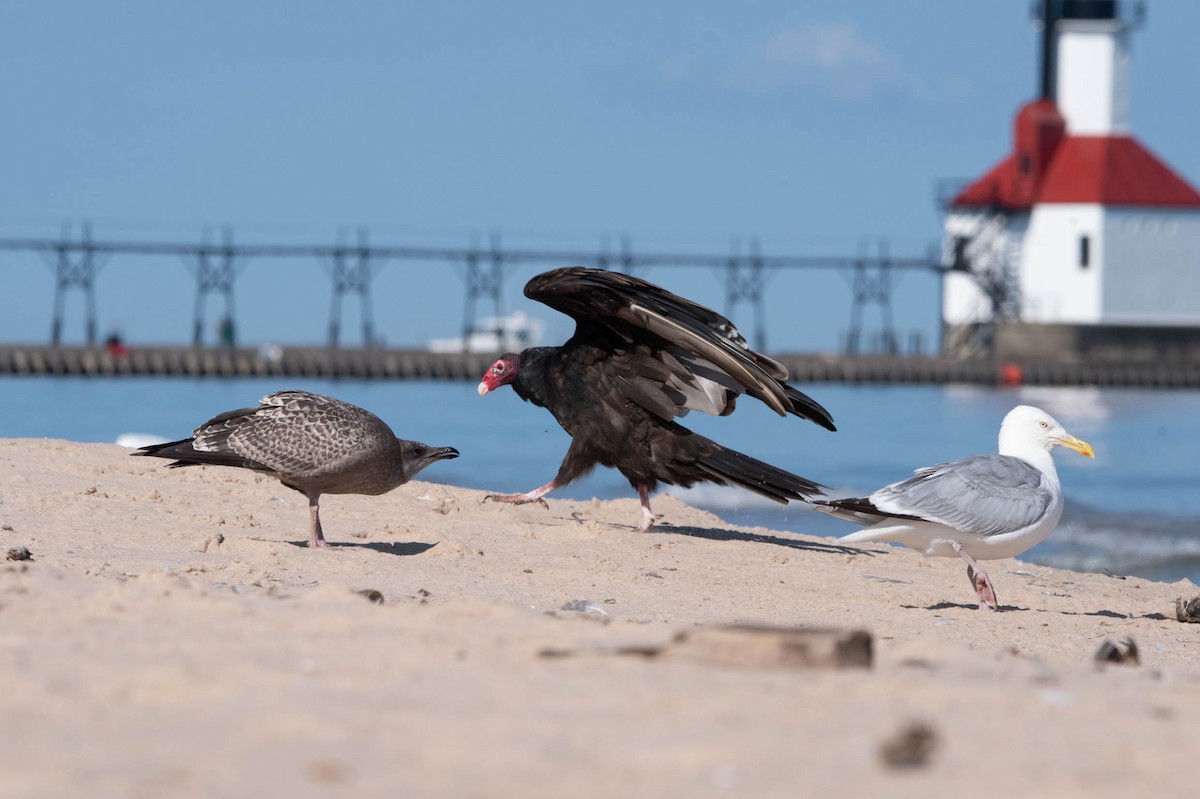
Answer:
[942,0,1200,358]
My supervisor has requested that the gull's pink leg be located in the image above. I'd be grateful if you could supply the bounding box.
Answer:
[308,496,328,549]
[952,541,997,611]
[635,484,661,532]
[485,480,556,509]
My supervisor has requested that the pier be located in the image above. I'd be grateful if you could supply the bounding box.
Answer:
[2,344,1197,388]
[0,225,937,355]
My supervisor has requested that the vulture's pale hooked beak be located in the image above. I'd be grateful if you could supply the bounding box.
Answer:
[477,381,491,397]
[1058,434,1095,459]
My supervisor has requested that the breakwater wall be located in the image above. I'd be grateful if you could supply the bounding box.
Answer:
[1,345,1197,388]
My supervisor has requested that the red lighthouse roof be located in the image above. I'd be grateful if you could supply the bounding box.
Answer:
[951,99,1200,210]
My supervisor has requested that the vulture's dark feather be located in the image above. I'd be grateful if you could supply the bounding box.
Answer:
[481,267,836,529]
[524,268,834,428]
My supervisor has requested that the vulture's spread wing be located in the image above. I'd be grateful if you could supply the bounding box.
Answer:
[525,267,835,430]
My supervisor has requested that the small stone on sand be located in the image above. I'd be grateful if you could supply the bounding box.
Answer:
[1094,639,1139,665]
[879,722,938,768]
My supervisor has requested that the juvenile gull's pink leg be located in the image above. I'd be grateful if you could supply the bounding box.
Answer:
[308,497,329,549]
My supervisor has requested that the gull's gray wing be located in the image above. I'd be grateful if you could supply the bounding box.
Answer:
[869,454,1054,537]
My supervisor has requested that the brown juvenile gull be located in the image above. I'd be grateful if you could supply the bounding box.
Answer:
[134,390,460,548]
[477,266,835,532]
[814,405,1094,611]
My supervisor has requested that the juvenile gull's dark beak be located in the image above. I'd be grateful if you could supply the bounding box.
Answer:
[430,446,460,461]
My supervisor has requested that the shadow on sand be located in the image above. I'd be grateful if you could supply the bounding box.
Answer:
[650,524,876,556]
[905,601,1030,613]
[1051,608,1171,620]
[286,540,439,556]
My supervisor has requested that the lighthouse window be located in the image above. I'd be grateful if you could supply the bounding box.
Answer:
[1079,235,1090,269]
[1019,151,1032,174]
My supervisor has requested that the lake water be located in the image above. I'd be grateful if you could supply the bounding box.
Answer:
[3,375,1199,584]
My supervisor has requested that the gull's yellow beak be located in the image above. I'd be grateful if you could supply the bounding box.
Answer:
[1058,434,1095,459]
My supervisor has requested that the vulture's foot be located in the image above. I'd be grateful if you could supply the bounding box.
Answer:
[484,493,550,510]
[484,481,556,509]
[634,512,664,533]
[634,485,662,532]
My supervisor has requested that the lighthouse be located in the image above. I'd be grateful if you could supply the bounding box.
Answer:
[942,0,1200,358]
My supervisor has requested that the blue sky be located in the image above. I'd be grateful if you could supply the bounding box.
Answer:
[4,1,1200,351]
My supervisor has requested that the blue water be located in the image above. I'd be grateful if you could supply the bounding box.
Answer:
[3,376,1199,584]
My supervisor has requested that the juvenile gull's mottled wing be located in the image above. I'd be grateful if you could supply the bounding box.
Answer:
[192,391,392,479]
[869,454,1054,537]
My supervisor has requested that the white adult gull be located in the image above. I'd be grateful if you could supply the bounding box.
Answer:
[814,405,1095,611]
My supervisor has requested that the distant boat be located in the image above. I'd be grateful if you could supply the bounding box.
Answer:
[428,311,544,353]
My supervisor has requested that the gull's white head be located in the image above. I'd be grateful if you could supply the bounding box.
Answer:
[999,405,1095,459]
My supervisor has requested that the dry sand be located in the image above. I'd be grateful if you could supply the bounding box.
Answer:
[1,438,1197,798]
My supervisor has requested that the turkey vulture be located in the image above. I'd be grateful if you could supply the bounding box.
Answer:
[134,390,460,548]
[476,267,836,531]
[814,405,1094,610]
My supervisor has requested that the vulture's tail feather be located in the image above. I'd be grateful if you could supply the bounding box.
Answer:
[695,444,825,504]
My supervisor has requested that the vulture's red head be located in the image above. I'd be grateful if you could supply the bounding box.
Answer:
[477,353,520,396]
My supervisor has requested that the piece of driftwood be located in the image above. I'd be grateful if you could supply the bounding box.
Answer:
[541,624,873,670]
[656,625,873,669]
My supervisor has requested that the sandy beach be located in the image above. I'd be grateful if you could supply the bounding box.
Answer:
[1,437,1197,798]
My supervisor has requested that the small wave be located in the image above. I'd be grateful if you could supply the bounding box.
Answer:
[670,483,820,512]
[114,432,169,449]
[1026,501,1200,583]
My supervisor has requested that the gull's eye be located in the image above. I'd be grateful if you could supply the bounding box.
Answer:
[1039,421,1049,428]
